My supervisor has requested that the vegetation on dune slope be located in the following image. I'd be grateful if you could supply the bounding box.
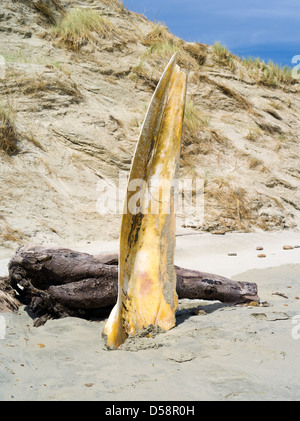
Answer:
[51,8,120,50]
[0,0,299,247]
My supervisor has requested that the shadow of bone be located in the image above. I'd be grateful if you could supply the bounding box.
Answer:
[175,301,226,327]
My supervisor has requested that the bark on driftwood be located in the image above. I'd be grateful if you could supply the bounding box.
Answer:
[7,244,259,325]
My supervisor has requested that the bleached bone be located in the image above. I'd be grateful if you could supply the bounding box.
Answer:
[102,54,187,349]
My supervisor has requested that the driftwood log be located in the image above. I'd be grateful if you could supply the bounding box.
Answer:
[5,244,260,325]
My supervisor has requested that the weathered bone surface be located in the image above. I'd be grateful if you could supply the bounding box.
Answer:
[102,54,188,348]
[7,245,259,324]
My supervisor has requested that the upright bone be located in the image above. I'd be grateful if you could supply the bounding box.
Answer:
[102,54,187,349]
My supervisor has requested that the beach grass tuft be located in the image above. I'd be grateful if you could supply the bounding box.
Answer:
[51,8,119,50]
[183,100,209,136]
[34,1,57,24]
[242,57,297,87]
[0,105,20,155]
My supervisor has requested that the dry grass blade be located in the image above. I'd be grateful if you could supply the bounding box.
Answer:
[141,24,204,71]
[180,99,226,169]
[101,0,127,12]
[208,182,252,229]
[199,74,256,114]
[183,100,208,136]
[211,42,236,72]
[17,72,83,103]
[249,156,263,170]
[141,41,201,76]
[34,1,57,24]
[142,23,173,46]
[0,106,20,155]
[51,0,66,15]
[184,42,208,66]
[212,42,231,63]
[0,226,25,243]
[245,126,262,141]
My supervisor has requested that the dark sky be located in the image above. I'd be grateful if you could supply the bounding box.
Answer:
[124,0,300,67]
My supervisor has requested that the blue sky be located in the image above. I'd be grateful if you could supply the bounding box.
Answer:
[124,0,300,67]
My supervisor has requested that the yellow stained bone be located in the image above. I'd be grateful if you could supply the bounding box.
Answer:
[102,54,187,349]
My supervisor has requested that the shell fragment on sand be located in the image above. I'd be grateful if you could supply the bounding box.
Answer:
[102,54,187,349]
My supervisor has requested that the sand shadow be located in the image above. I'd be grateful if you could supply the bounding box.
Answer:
[175,301,227,326]
[23,298,227,328]
[23,303,112,327]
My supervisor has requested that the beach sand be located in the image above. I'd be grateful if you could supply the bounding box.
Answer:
[0,231,300,401]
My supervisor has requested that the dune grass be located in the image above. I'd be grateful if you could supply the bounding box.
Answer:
[198,74,255,114]
[34,1,57,24]
[211,41,236,72]
[141,24,173,46]
[211,41,297,86]
[0,105,20,155]
[132,23,207,87]
[141,24,207,71]
[183,100,209,135]
[143,40,190,71]
[242,57,297,86]
[208,179,252,230]
[146,41,182,66]
[0,103,46,154]
[212,41,232,63]
[0,223,26,244]
[245,125,262,142]
[18,72,82,102]
[180,99,226,169]
[51,8,119,50]
[184,42,208,66]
